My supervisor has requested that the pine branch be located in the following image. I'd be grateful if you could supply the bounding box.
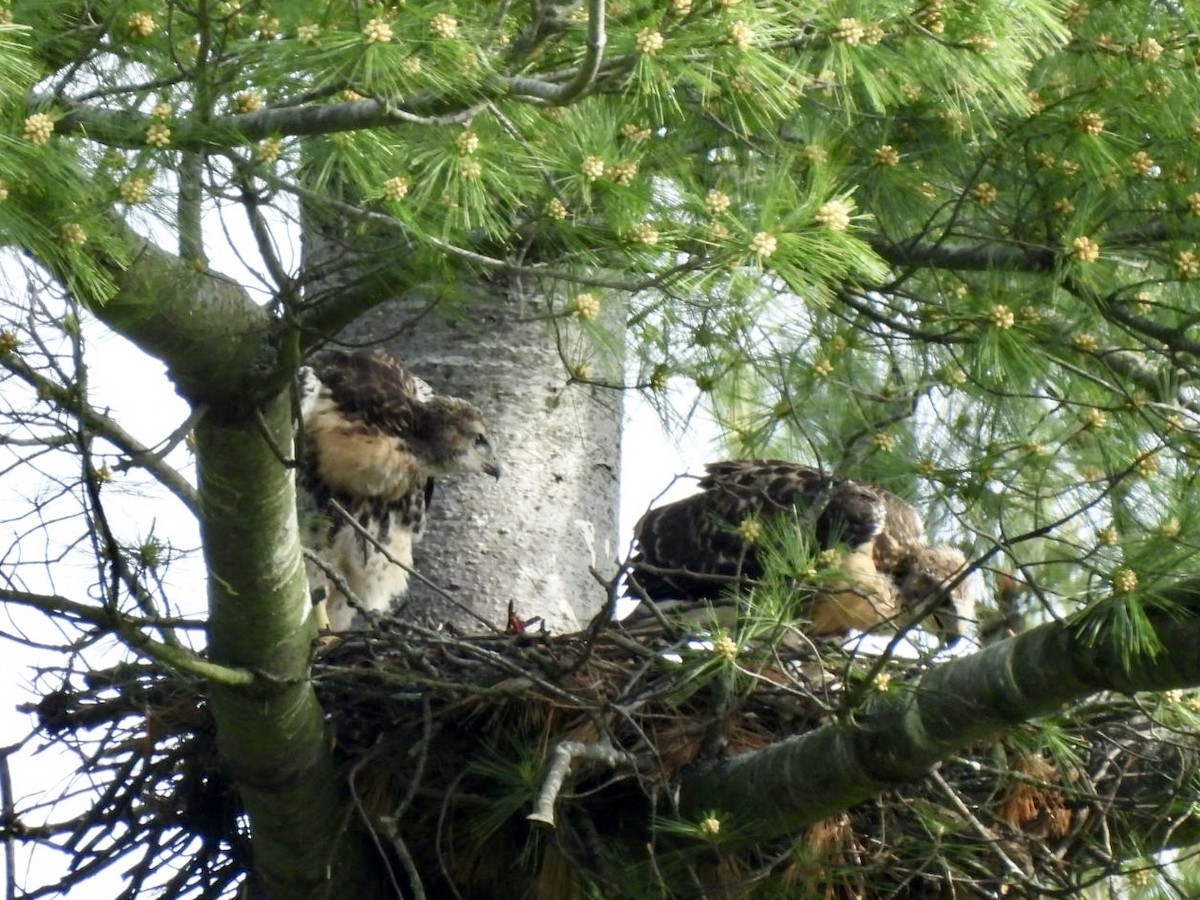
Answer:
[506,0,607,103]
[0,588,251,686]
[0,352,199,512]
[677,580,1200,843]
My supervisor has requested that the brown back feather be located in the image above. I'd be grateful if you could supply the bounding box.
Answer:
[308,349,424,434]
[630,460,925,601]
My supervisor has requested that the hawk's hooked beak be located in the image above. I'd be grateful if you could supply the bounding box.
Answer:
[484,462,502,479]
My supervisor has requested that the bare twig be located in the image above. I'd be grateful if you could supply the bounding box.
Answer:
[349,746,409,900]
[0,747,15,900]
[0,352,199,512]
[0,588,254,686]
[929,767,1044,889]
[528,739,640,828]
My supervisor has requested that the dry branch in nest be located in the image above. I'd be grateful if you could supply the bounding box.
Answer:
[10,618,1200,899]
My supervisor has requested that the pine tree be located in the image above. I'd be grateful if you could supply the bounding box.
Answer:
[5,1,1200,896]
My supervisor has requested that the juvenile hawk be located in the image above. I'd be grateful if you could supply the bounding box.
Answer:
[298,349,500,632]
[629,460,975,642]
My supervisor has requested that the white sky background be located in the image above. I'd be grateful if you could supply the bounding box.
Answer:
[0,198,721,894]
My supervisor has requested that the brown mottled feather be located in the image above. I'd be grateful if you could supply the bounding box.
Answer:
[307,349,429,432]
[630,461,829,599]
[630,459,972,640]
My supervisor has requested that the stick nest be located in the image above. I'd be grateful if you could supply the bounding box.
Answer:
[15,615,1200,899]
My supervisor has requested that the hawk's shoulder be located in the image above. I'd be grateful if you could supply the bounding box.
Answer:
[304,348,431,434]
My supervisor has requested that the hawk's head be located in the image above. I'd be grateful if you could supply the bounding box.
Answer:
[416,397,501,479]
[893,544,975,642]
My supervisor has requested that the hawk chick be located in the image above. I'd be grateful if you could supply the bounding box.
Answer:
[298,349,500,632]
[629,460,974,643]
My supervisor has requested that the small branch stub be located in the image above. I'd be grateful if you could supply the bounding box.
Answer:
[528,739,639,828]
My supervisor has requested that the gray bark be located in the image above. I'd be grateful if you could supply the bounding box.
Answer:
[339,283,622,634]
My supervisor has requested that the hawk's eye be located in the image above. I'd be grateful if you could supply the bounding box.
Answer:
[474,434,490,450]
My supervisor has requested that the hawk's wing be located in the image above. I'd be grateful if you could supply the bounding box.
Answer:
[629,460,829,600]
[304,349,428,433]
[698,462,922,557]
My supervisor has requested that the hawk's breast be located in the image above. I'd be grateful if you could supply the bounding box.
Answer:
[306,395,426,501]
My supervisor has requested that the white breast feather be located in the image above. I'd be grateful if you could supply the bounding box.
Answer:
[308,512,415,632]
[409,372,435,403]
[297,366,324,421]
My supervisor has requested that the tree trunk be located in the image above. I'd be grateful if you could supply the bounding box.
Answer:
[339,281,622,634]
[81,240,387,898]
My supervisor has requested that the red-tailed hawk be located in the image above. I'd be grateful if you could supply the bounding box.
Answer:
[629,460,975,642]
[298,349,500,632]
